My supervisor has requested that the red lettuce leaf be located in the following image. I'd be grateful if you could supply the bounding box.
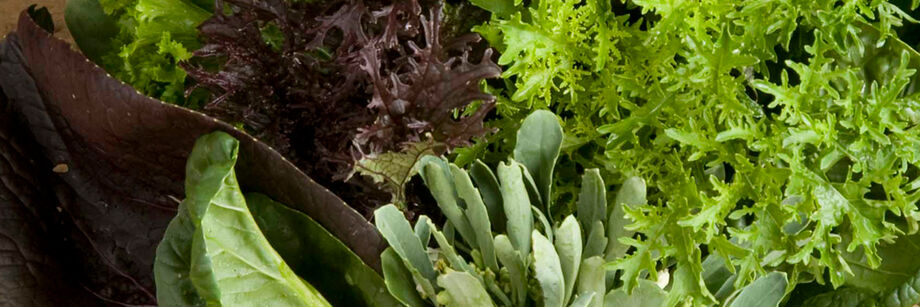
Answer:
[184,0,499,212]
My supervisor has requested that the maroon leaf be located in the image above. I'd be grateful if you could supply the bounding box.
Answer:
[185,0,499,213]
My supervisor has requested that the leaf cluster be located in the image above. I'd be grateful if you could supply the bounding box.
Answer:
[183,0,500,212]
[84,0,212,106]
[374,111,789,307]
[465,0,920,305]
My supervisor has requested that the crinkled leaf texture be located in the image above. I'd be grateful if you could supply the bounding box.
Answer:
[155,131,329,306]
[0,11,384,305]
[67,0,211,106]
[185,0,500,213]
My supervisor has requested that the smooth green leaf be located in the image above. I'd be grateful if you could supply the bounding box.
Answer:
[576,257,606,307]
[498,161,534,256]
[606,176,646,261]
[569,292,596,307]
[495,234,527,305]
[374,205,437,284]
[381,248,427,307]
[728,272,787,307]
[420,159,476,248]
[471,160,506,233]
[430,221,475,274]
[178,131,329,306]
[65,0,120,65]
[533,230,565,307]
[451,164,499,272]
[247,193,398,307]
[415,216,432,248]
[513,110,563,211]
[577,169,606,235]
[605,279,666,307]
[556,215,583,305]
[154,201,205,306]
[469,0,516,17]
[583,221,607,259]
[437,271,495,307]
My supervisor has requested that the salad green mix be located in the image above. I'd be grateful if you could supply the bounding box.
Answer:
[6,0,920,305]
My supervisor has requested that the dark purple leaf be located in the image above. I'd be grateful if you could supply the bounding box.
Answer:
[184,0,500,213]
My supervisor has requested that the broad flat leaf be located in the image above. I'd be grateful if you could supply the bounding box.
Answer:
[577,169,606,236]
[470,160,505,233]
[513,110,563,211]
[381,248,427,307]
[451,164,499,272]
[64,0,119,65]
[498,161,534,256]
[842,227,920,292]
[606,176,646,260]
[374,205,438,284]
[175,131,330,306]
[605,279,666,307]
[1,14,181,304]
[556,215,583,305]
[879,266,920,307]
[495,234,527,305]
[701,254,735,302]
[728,272,787,307]
[155,201,205,306]
[576,257,606,307]
[533,230,565,307]
[247,193,398,306]
[804,264,920,307]
[0,75,98,305]
[802,288,873,307]
[437,271,495,307]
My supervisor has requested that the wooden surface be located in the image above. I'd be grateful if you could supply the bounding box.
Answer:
[1,0,72,42]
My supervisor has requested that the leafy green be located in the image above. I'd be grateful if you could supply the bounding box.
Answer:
[67,0,209,106]
[467,0,920,304]
[437,271,495,307]
[373,111,669,306]
[154,131,329,306]
[533,230,566,307]
[513,109,564,212]
[247,193,398,307]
